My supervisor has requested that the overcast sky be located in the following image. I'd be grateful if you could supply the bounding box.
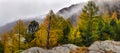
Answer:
[0,0,89,26]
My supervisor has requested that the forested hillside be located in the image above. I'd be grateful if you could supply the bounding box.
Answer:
[0,1,120,53]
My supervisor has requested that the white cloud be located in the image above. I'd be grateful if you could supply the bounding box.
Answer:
[0,0,89,26]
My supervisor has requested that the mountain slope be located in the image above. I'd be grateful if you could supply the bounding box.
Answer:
[0,17,44,35]
[57,0,120,25]
[1,0,120,35]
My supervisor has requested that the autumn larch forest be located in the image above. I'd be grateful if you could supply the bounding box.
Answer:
[0,0,120,53]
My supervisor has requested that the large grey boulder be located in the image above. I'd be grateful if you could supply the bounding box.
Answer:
[47,50,58,53]
[88,40,120,53]
[21,47,47,53]
[62,44,79,50]
[21,44,79,53]
[52,46,70,53]
[51,44,79,53]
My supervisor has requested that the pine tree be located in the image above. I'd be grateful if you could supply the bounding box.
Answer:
[102,11,111,23]
[61,24,71,44]
[114,21,120,41]
[13,20,27,51]
[1,33,9,53]
[78,1,99,46]
[112,11,118,21]
[13,20,26,35]
[0,41,4,53]
[37,10,72,48]
[39,10,56,49]
[26,20,39,42]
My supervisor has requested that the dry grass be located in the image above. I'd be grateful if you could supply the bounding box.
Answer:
[106,51,113,53]
[70,47,88,53]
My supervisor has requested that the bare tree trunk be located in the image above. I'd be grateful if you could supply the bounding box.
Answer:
[4,40,5,53]
[18,20,20,50]
[46,16,51,49]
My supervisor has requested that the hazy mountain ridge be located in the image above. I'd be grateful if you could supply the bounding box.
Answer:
[1,0,120,35]
[57,3,86,18]
[57,0,120,25]
[0,17,44,35]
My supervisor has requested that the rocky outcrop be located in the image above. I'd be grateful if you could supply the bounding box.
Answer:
[21,40,120,53]
[49,46,70,53]
[88,40,120,53]
[21,44,79,53]
[21,47,47,53]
